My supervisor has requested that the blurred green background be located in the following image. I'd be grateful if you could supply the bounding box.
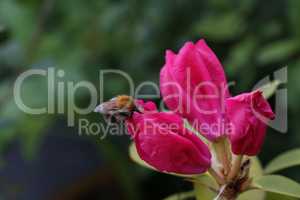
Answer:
[0,0,299,199]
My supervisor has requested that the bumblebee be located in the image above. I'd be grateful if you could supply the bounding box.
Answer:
[94,95,138,123]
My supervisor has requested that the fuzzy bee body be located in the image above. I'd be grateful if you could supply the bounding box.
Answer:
[94,95,138,123]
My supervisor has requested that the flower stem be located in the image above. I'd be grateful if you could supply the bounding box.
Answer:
[208,168,225,185]
[228,155,243,181]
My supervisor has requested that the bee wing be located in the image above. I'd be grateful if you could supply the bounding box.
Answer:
[94,101,118,114]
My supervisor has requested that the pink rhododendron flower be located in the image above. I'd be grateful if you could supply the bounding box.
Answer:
[126,105,211,174]
[226,91,275,156]
[159,38,275,157]
[95,38,280,198]
[135,99,157,112]
[160,39,230,141]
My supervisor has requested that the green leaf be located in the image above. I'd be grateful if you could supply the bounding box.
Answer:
[249,157,264,177]
[225,37,257,74]
[265,148,300,174]
[260,22,282,39]
[266,192,298,200]
[18,115,51,159]
[0,0,35,42]
[239,190,266,200]
[193,13,245,41]
[163,191,195,200]
[194,174,218,200]
[257,80,281,99]
[287,0,300,37]
[253,175,300,198]
[257,40,299,65]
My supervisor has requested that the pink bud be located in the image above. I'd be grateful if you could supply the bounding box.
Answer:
[126,104,211,174]
[226,91,275,156]
[160,39,230,141]
[135,99,158,112]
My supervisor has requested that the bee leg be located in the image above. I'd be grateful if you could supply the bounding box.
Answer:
[109,115,118,123]
[118,112,131,120]
[133,105,142,113]
[103,114,117,124]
